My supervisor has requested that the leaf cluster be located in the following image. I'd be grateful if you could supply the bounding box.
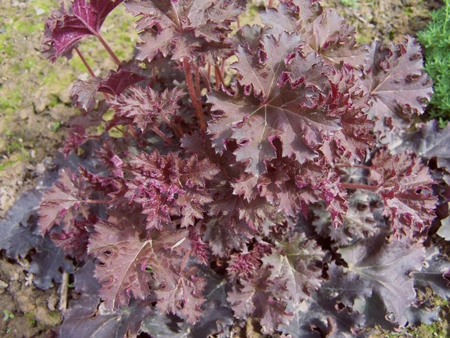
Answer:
[33,0,450,337]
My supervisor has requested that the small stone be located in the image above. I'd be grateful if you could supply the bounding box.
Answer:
[47,294,59,311]
[58,86,72,104]
[33,96,50,113]
[0,280,8,288]
[18,106,33,120]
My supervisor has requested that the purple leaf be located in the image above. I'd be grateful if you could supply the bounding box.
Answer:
[155,267,206,324]
[43,0,124,62]
[88,222,154,309]
[71,68,146,111]
[38,169,90,234]
[338,235,425,326]
[261,233,324,302]
[208,34,372,175]
[370,149,437,238]
[127,151,219,229]
[110,86,183,132]
[227,268,293,333]
[362,38,432,138]
[390,119,450,171]
[125,0,245,62]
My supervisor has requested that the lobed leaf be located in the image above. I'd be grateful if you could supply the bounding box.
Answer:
[88,222,154,309]
[339,234,425,326]
[370,149,437,238]
[362,38,432,139]
[110,86,183,132]
[38,169,90,234]
[43,0,124,62]
[125,0,245,62]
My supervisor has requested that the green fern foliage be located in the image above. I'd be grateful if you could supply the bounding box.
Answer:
[417,1,450,122]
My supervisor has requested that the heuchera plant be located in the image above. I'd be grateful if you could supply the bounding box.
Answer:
[38,0,449,336]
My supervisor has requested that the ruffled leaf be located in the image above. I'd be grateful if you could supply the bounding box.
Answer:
[370,150,437,238]
[125,0,245,62]
[42,0,124,61]
[38,169,90,234]
[338,235,425,326]
[362,38,433,138]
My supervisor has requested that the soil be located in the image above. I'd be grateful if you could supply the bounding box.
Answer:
[320,0,442,43]
[0,0,445,337]
[0,260,60,337]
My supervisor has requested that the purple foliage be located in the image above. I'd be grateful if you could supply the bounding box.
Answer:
[36,0,450,336]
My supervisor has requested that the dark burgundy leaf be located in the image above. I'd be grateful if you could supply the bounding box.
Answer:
[88,222,154,309]
[227,268,293,333]
[110,86,183,132]
[71,69,146,111]
[261,233,324,302]
[125,0,245,62]
[69,100,109,129]
[280,263,366,337]
[413,248,450,299]
[262,1,366,67]
[155,267,206,324]
[38,169,90,234]
[60,299,152,338]
[362,38,432,138]
[140,312,190,338]
[338,234,425,326]
[127,151,219,229]
[43,0,124,62]
[390,120,450,171]
[370,149,437,238]
[0,190,46,259]
[29,238,75,290]
[208,34,371,175]
[71,77,102,111]
[313,191,380,245]
[64,125,88,157]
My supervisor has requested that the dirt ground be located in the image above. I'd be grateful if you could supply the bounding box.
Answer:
[321,0,442,43]
[0,0,445,337]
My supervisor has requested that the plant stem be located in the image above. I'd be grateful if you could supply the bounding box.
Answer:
[59,272,69,311]
[152,127,173,145]
[214,65,223,90]
[95,33,121,66]
[75,47,111,100]
[127,125,139,139]
[87,199,111,204]
[201,69,211,92]
[183,58,207,131]
[170,123,184,138]
[335,164,373,170]
[221,58,225,77]
[341,183,378,192]
[194,65,201,99]
[75,47,96,78]
[160,115,184,138]
[180,250,191,272]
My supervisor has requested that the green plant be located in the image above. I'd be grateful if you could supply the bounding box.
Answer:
[2,310,15,322]
[25,312,36,326]
[340,0,358,8]
[417,0,450,122]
